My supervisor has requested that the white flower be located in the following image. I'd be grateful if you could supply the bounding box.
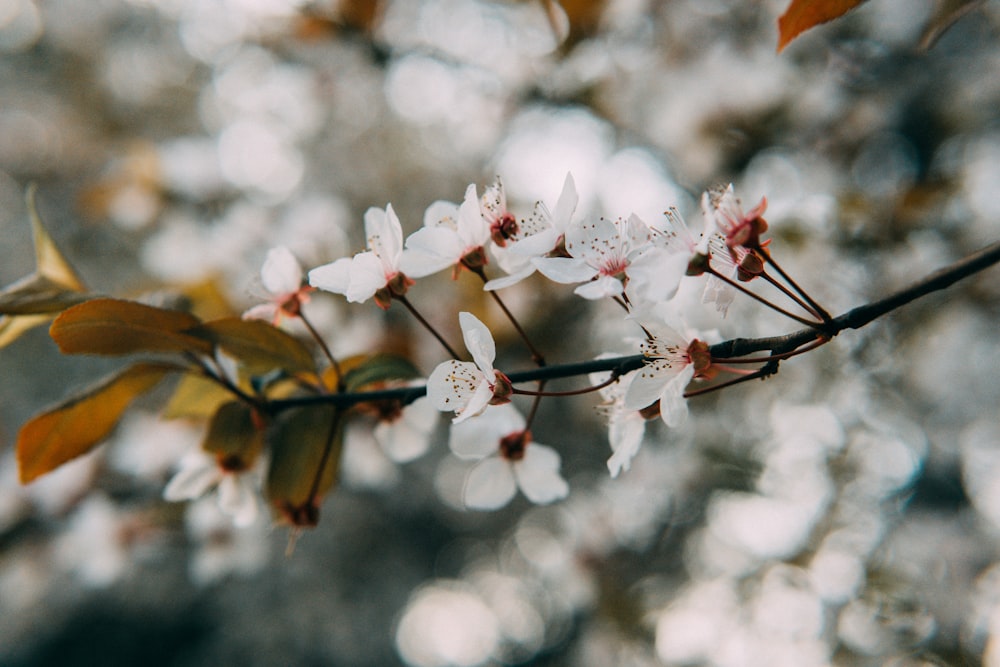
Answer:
[373,395,439,463]
[427,312,511,423]
[702,183,768,250]
[651,207,736,316]
[164,450,263,527]
[308,203,413,309]
[484,172,579,291]
[590,365,647,478]
[402,184,491,279]
[533,213,687,303]
[242,245,312,323]
[623,322,707,428]
[449,404,569,510]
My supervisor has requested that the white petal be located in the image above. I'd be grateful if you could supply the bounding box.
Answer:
[449,403,525,460]
[373,398,437,463]
[551,172,578,231]
[628,249,688,303]
[456,183,490,248]
[164,457,219,501]
[514,444,569,505]
[623,359,678,410]
[607,414,646,478]
[345,252,386,303]
[217,474,258,527]
[400,227,464,277]
[464,457,517,510]
[308,257,353,295]
[365,204,403,266]
[242,303,279,322]
[261,246,303,295]
[659,364,694,428]
[532,256,594,284]
[427,360,482,412]
[510,227,560,257]
[574,275,623,300]
[483,267,535,291]
[459,312,496,378]
[565,217,618,263]
[423,199,459,229]
[453,379,494,424]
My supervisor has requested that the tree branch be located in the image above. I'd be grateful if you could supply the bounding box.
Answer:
[271,240,1000,411]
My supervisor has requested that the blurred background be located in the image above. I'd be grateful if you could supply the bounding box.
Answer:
[1,0,999,665]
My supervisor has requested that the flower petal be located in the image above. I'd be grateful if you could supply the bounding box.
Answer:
[164,456,219,501]
[532,256,595,284]
[345,252,386,303]
[453,379,494,424]
[659,364,694,428]
[449,403,525,460]
[459,312,496,378]
[427,360,482,412]
[218,474,259,527]
[308,257,353,295]
[261,246,303,295]
[574,275,623,300]
[514,444,569,505]
[464,457,517,510]
[607,414,646,478]
[623,360,677,411]
[365,204,403,267]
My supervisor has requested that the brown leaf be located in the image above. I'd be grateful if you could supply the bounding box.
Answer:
[50,298,214,357]
[266,406,343,527]
[28,184,85,292]
[777,0,870,52]
[17,363,175,482]
[185,317,317,376]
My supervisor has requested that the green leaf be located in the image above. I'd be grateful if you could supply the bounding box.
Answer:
[201,401,264,465]
[50,298,214,357]
[342,353,421,392]
[777,0,870,52]
[17,362,175,482]
[185,317,317,376]
[266,406,343,527]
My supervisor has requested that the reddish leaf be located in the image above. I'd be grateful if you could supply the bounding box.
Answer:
[185,317,317,376]
[777,0,870,52]
[50,298,214,357]
[17,363,175,482]
[266,406,343,527]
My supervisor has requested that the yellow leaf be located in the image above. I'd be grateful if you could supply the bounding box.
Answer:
[777,0,870,52]
[17,363,175,483]
[50,298,214,357]
[266,406,343,527]
[162,373,235,420]
[186,317,317,376]
[27,184,85,291]
[0,314,50,348]
[0,274,91,316]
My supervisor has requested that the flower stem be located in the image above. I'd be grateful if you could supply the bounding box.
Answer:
[470,266,546,366]
[706,266,824,329]
[757,247,832,323]
[299,310,343,391]
[513,373,619,397]
[395,295,463,359]
[760,270,823,320]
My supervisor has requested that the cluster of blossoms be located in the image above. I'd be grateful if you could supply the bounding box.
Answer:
[165,175,798,520]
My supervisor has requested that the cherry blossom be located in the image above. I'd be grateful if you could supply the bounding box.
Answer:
[590,365,648,478]
[624,320,714,428]
[402,184,491,279]
[449,404,569,510]
[702,183,768,252]
[242,245,312,324]
[427,312,512,423]
[372,395,439,463]
[163,449,264,527]
[533,213,687,303]
[484,172,579,291]
[308,204,414,309]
